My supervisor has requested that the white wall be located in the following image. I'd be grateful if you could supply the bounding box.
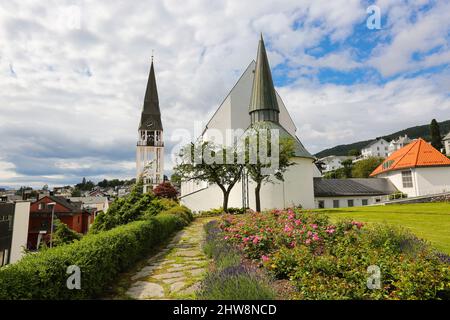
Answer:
[10,201,30,264]
[180,157,316,211]
[445,139,450,156]
[379,166,450,197]
[315,196,387,209]
[361,139,389,158]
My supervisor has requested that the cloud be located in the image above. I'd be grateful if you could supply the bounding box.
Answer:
[0,0,449,188]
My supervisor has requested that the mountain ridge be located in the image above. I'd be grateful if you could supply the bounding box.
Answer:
[314,119,450,158]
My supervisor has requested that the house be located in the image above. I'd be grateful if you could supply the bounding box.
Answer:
[53,186,73,197]
[28,196,93,250]
[388,134,413,156]
[314,178,397,208]
[443,131,450,156]
[67,196,109,214]
[180,35,317,211]
[370,138,450,197]
[317,155,354,173]
[0,201,30,266]
[360,138,389,159]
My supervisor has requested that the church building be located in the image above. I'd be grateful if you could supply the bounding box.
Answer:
[180,35,320,211]
[136,59,164,193]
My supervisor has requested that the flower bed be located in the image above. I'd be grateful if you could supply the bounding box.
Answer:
[219,208,450,300]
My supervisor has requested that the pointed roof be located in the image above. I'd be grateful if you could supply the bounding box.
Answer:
[139,60,162,131]
[370,138,450,176]
[249,34,280,114]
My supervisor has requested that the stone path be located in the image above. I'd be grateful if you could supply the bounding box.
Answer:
[125,218,212,300]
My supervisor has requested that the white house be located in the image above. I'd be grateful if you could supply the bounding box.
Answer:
[443,131,450,156]
[318,155,354,173]
[180,35,317,211]
[370,138,450,197]
[388,134,413,156]
[361,138,389,159]
[67,196,109,213]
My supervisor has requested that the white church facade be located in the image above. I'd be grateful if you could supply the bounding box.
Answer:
[180,35,320,211]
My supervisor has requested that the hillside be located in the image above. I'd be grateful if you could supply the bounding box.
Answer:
[315,119,450,158]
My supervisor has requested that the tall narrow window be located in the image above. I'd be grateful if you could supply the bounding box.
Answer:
[402,171,413,188]
[333,200,339,208]
[347,199,354,207]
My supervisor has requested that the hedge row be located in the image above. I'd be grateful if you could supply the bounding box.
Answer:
[0,214,184,299]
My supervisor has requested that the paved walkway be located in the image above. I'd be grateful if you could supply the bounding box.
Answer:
[125,218,212,300]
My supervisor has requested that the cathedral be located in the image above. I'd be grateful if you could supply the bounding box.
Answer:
[179,35,319,211]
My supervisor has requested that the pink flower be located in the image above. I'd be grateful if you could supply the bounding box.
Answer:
[253,237,260,244]
[224,236,229,240]
[305,239,311,245]
[311,224,318,229]
[325,229,335,234]
[261,255,270,262]
[312,234,320,241]
[294,219,302,226]
[290,241,296,248]
[284,225,293,233]
[243,237,250,243]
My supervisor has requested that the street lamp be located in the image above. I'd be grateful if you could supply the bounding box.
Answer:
[47,202,56,248]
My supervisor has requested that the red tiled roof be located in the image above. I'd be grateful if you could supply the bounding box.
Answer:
[370,138,450,176]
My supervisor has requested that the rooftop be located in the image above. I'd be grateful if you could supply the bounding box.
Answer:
[314,178,397,197]
[370,138,450,176]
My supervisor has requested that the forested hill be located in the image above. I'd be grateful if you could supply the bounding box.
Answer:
[315,119,450,158]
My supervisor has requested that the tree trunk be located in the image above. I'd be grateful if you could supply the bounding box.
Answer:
[255,182,261,212]
[223,190,230,212]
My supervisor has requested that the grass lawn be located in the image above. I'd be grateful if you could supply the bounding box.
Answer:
[315,202,450,255]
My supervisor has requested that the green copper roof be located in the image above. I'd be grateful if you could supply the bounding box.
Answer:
[249,34,280,115]
[247,121,314,159]
[139,60,163,131]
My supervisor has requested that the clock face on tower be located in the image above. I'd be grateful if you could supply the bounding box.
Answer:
[145,120,154,128]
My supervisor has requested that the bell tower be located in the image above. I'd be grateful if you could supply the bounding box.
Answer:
[136,58,164,193]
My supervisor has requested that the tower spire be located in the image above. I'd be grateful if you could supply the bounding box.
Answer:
[140,58,162,130]
[249,33,280,124]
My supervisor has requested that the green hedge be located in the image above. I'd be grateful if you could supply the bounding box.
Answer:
[0,214,184,299]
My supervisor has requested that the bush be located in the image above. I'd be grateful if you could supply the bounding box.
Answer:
[0,214,185,299]
[52,220,82,247]
[161,205,194,226]
[197,220,275,300]
[219,208,450,300]
[153,182,178,200]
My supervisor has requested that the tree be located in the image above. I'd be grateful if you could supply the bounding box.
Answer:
[153,182,178,200]
[52,220,82,247]
[71,188,81,197]
[245,129,296,212]
[170,173,182,188]
[348,149,361,157]
[430,119,443,151]
[174,142,244,212]
[351,157,384,178]
[341,159,354,178]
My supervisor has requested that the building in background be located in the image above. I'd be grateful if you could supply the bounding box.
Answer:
[370,138,450,197]
[67,196,109,214]
[0,201,30,266]
[360,138,389,159]
[136,58,164,193]
[314,178,397,208]
[317,155,354,173]
[443,131,450,156]
[28,196,94,250]
[388,134,413,156]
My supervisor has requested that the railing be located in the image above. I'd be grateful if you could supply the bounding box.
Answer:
[137,141,164,147]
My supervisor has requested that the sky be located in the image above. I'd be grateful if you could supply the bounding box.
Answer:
[1,0,450,189]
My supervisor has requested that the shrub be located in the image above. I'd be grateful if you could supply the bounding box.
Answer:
[198,220,276,300]
[153,182,178,200]
[0,214,184,299]
[219,208,450,300]
[52,220,82,247]
[162,205,194,226]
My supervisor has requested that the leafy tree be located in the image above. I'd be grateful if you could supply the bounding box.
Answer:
[174,142,244,212]
[341,159,354,178]
[170,173,182,188]
[71,188,81,197]
[430,119,443,151]
[244,129,296,212]
[52,220,82,247]
[351,157,384,178]
[153,182,178,200]
[348,149,361,157]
